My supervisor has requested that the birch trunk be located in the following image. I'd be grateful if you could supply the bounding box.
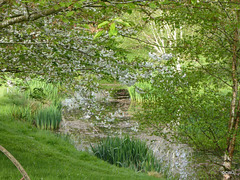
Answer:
[223,7,240,180]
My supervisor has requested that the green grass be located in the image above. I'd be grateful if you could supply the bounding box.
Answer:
[0,86,162,180]
[98,79,128,90]
[0,88,34,122]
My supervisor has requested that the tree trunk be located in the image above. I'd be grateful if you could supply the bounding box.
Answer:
[223,7,240,180]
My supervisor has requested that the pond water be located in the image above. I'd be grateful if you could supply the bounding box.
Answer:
[59,89,222,180]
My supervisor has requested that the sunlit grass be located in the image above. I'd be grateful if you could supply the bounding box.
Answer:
[0,114,160,180]
[128,82,157,102]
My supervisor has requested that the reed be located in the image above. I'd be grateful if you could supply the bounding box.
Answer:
[0,89,32,122]
[10,105,33,122]
[91,136,162,173]
[35,105,62,130]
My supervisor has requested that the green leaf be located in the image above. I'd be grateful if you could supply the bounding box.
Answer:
[74,2,83,8]
[22,46,28,50]
[98,21,110,28]
[59,2,66,7]
[128,3,136,9]
[66,2,72,7]
[115,19,130,27]
[110,23,116,31]
[191,0,197,5]
[127,9,132,14]
[237,22,240,29]
[66,11,74,17]
[53,5,60,10]
[94,30,104,39]
[62,18,69,23]
[82,24,90,29]
[109,23,117,37]
[149,2,157,9]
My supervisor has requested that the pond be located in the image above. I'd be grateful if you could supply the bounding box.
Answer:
[59,88,222,180]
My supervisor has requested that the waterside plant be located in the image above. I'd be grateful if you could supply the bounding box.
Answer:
[35,104,62,130]
[91,136,162,174]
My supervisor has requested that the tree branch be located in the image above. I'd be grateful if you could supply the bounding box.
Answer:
[0,145,31,180]
[195,58,232,87]
[0,0,149,29]
[0,42,50,45]
[0,6,65,29]
[0,0,7,7]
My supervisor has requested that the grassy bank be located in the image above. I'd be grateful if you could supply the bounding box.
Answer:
[0,119,161,179]
[0,84,162,180]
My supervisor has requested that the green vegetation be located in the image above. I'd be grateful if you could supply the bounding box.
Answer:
[91,136,162,176]
[128,82,157,103]
[0,85,162,180]
[0,79,62,130]
[1,89,33,122]
[25,80,61,104]
[98,79,128,91]
[0,117,160,180]
[35,105,62,130]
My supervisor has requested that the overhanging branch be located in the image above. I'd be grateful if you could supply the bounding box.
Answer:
[0,0,148,29]
[0,42,50,45]
[0,7,65,29]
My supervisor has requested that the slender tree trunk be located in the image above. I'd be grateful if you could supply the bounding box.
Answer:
[223,7,240,180]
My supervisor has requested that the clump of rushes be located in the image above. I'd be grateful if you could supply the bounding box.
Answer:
[91,136,162,173]
[35,105,62,130]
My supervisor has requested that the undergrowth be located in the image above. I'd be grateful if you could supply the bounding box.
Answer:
[91,136,163,176]
[1,79,62,130]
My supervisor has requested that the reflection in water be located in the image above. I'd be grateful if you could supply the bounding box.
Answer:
[60,90,221,179]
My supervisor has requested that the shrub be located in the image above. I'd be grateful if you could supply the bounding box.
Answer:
[30,87,46,101]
